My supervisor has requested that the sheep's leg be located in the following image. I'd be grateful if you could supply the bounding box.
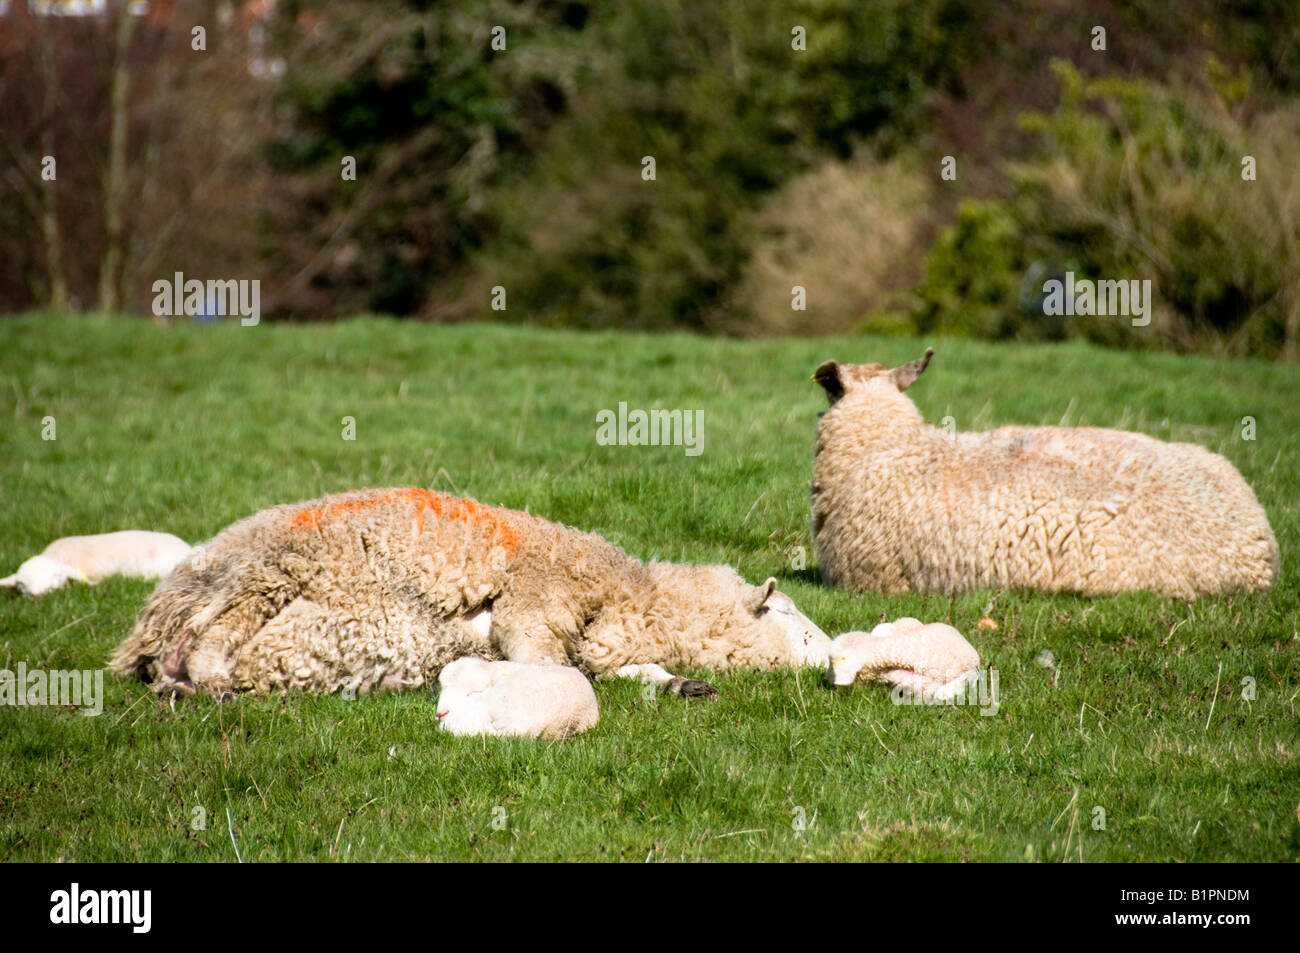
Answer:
[487,603,571,667]
[182,596,287,697]
[607,663,718,698]
[214,598,347,695]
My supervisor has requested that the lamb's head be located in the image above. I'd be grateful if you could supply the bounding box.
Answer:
[826,623,895,686]
[812,347,934,406]
[0,555,89,597]
[434,657,498,734]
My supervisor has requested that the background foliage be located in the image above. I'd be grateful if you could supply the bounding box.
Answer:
[2,0,1299,356]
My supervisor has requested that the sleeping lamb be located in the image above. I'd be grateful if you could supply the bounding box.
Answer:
[811,348,1278,598]
[435,658,599,739]
[827,617,981,701]
[1,531,193,596]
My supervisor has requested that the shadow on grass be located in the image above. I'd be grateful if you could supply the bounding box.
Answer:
[772,567,822,586]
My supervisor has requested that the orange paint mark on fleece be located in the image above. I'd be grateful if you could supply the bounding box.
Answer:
[292,488,521,553]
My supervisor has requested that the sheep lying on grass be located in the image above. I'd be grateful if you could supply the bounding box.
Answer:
[110,488,831,698]
[811,348,1278,598]
[827,617,980,701]
[436,658,599,739]
[1,531,193,597]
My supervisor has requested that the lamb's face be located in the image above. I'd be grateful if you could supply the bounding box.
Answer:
[827,634,863,686]
[435,658,497,734]
[826,626,891,686]
[744,579,832,667]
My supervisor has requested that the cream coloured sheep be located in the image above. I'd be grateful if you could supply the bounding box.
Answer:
[1,531,193,596]
[435,658,599,739]
[827,617,981,701]
[811,349,1278,598]
[110,488,831,698]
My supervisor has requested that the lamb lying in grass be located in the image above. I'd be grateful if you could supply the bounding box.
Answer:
[826,617,981,701]
[1,531,193,596]
[110,488,831,698]
[811,348,1278,598]
[436,658,599,739]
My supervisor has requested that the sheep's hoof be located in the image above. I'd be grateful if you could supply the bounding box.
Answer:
[667,677,718,699]
[157,677,195,699]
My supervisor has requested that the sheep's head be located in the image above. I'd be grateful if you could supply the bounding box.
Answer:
[812,347,934,405]
[743,576,832,667]
[648,564,831,667]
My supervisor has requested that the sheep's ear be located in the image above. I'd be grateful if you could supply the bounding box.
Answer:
[812,361,844,402]
[890,347,934,391]
[745,577,778,614]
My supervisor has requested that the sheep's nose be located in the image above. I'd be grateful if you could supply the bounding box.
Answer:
[436,708,449,720]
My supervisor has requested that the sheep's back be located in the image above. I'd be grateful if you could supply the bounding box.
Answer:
[817,421,1276,597]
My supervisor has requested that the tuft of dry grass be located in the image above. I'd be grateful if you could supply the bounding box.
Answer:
[710,154,935,337]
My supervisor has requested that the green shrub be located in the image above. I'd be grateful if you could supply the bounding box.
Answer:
[907,61,1300,358]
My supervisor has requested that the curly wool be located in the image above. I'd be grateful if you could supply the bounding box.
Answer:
[110,488,828,697]
[810,350,1278,598]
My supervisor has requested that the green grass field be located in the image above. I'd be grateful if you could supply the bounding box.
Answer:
[0,314,1296,861]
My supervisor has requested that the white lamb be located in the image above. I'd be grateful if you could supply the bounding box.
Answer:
[435,657,600,740]
[1,531,193,597]
[827,617,981,701]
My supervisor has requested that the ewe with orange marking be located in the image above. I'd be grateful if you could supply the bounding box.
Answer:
[111,488,830,699]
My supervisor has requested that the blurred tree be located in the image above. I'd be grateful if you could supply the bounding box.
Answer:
[0,0,1297,359]
[97,0,136,314]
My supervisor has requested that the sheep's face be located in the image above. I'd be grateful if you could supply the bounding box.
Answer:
[812,347,935,405]
[744,577,832,667]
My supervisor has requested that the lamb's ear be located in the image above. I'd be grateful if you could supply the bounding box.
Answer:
[890,347,934,391]
[745,577,778,614]
[812,361,844,402]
